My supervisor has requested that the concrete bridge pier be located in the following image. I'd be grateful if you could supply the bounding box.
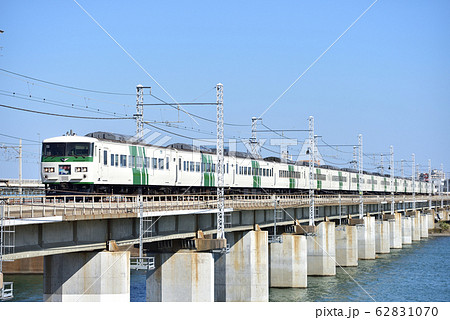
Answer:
[401,216,412,244]
[420,213,429,238]
[146,250,214,302]
[389,212,402,249]
[335,225,358,267]
[428,210,435,230]
[375,220,390,254]
[269,233,307,288]
[307,221,336,276]
[214,229,269,302]
[409,212,421,241]
[43,249,130,302]
[357,216,376,260]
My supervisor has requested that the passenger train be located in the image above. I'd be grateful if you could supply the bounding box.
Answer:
[41,131,429,195]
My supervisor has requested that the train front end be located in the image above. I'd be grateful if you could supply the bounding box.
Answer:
[41,135,98,194]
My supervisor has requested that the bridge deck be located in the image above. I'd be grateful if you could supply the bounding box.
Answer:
[0,194,445,221]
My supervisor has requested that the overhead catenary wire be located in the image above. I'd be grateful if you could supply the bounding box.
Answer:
[0,67,134,96]
[0,90,130,117]
[149,93,250,127]
[72,0,199,125]
[258,0,379,119]
[0,103,134,120]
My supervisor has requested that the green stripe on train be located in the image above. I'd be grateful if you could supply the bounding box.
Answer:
[202,154,215,187]
[252,160,261,188]
[288,164,295,189]
[316,168,322,190]
[129,145,148,185]
[42,156,93,162]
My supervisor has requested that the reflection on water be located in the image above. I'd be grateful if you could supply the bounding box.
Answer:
[2,237,449,302]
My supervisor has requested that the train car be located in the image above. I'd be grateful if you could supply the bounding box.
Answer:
[41,131,430,195]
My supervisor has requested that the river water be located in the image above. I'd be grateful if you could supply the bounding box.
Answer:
[3,236,450,302]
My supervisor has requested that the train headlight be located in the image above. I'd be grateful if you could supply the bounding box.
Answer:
[82,167,88,172]
[44,167,54,173]
[75,167,81,172]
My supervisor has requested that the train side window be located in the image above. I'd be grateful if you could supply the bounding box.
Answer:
[179,158,181,170]
[189,161,194,172]
[184,161,187,171]
[115,154,119,167]
[159,158,164,170]
[111,154,114,167]
[226,163,229,174]
[166,157,169,170]
[152,158,157,169]
[196,162,200,172]
[120,155,127,167]
[104,150,108,166]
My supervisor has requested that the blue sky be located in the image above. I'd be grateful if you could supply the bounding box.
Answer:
[0,0,449,179]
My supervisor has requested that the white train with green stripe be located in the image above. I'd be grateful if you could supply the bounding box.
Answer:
[41,131,430,195]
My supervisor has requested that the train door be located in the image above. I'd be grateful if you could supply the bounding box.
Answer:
[101,147,110,182]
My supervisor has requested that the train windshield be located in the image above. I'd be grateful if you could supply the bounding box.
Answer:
[42,142,93,157]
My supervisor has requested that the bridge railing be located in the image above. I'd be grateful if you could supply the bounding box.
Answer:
[0,193,447,220]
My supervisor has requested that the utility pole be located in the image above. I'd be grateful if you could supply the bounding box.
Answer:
[352,146,357,170]
[428,159,432,210]
[250,117,262,157]
[390,145,394,214]
[135,85,151,141]
[308,116,315,226]
[412,153,416,212]
[216,83,225,239]
[441,163,444,208]
[380,153,384,175]
[358,134,363,219]
[18,139,22,196]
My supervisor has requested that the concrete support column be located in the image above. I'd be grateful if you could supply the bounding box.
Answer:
[269,234,307,288]
[146,251,214,302]
[44,251,130,302]
[420,213,429,238]
[307,221,336,276]
[428,210,435,230]
[375,220,390,254]
[215,230,268,302]
[401,217,412,244]
[357,216,376,260]
[411,212,421,241]
[335,225,358,267]
[389,212,402,249]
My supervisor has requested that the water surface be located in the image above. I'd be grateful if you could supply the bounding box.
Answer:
[3,236,449,302]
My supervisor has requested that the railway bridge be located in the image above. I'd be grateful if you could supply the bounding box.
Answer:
[1,193,450,301]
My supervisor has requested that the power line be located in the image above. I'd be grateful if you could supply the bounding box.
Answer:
[0,132,40,143]
[0,67,134,96]
[258,0,379,119]
[72,0,199,125]
[150,93,250,127]
[0,90,129,117]
[0,103,134,120]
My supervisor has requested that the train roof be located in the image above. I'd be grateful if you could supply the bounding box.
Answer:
[43,135,97,143]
